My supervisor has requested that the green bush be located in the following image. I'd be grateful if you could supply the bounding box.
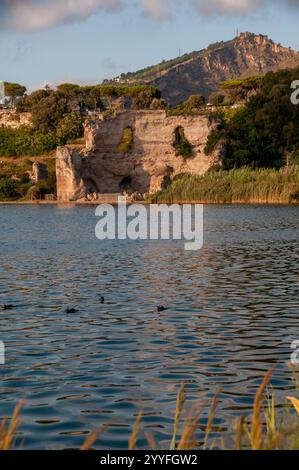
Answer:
[167,95,206,116]
[204,128,226,155]
[184,94,206,110]
[209,92,226,106]
[150,98,168,110]
[0,126,57,157]
[0,157,57,201]
[56,113,83,145]
[173,127,193,159]
[0,179,20,199]
[118,127,133,153]
[205,67,299,169]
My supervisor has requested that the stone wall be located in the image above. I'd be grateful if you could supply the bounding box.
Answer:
[56,110,222,202]
[28,161,49,183]
[0,110,32,129]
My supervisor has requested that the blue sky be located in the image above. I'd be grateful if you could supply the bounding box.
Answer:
[1,0,299,91]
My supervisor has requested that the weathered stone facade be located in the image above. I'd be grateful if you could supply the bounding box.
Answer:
[29,161,48,183]
[56,110,222,202]
[0,110,31,129]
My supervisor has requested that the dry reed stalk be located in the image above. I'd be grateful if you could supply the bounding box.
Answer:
[249,368,273,450]
[235,416,245,450]
[170,383,186,450]
[128,412,143,450]
[0,400,24,450]
[144,431,157,450]
[203,395,219,450]
[287,397,299,415]
[177,413,200,450]
[81,424,108,450]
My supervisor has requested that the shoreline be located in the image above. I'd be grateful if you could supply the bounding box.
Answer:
[0,200,299,206]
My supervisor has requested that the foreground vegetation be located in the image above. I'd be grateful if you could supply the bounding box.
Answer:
[0,158,56,201]
[206,67,299,170]
[1,369,298,450]
[150,167,299,204]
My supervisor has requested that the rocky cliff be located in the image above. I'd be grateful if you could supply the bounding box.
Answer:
[56,110,222,202]
[122,33,299,105]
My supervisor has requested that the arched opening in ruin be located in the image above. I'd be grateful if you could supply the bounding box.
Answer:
[85,177,99,195]
[161,174,171,190]
[118,127,134,153]
[119,176,133,193]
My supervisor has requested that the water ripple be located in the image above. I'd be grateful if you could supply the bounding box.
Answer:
[0,204,298,449]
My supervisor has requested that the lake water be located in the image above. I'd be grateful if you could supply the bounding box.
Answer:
[0,204,298,449]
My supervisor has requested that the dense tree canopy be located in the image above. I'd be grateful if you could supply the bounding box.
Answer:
[205,68,299,169]
[219,76,263,104]
[56,113,83,145]
[3,83,160,157]
[16,83,160,134]
[168,94,206,116]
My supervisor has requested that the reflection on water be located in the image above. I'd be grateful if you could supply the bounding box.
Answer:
[0,205,298,449]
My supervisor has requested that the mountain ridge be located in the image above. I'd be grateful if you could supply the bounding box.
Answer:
[115,32,299,105]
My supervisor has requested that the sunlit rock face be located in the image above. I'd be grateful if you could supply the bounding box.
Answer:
[56,110,223,202]
[151,33,299,105]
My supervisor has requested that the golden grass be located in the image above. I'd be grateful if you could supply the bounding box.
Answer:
[170,383,186,450]
[235,416,245,450]
[177,412,200,450]
[81,423,108,451]
[249,368,273,449]
[203,395,219,450]
[287,397,299,416]
[0,400,24,450]
[128,412,143,450]
[1,371,299,450]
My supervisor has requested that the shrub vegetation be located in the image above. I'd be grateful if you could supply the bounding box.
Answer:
[0,158,56,201]
[206,67,299,170]
[149,167,299,204]
[118,127,134,153]
[173,127,193,159]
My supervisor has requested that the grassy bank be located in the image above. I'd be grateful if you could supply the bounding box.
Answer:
[150,167,299,204]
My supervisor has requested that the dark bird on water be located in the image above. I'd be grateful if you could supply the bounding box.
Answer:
[3,304,14,310]
[65,308,78,314]
[157,305,166,312]
[100,296,105,304]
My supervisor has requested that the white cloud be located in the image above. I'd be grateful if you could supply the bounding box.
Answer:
[0,0,122,32]
[0,0,299,32]
[139,0,170,20]
[140,0,299,17]
[191,0,264,15]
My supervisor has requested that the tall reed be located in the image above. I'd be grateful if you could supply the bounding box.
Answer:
[0,401,24,450]
[150,167,299,204]
[1,373,299,450]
